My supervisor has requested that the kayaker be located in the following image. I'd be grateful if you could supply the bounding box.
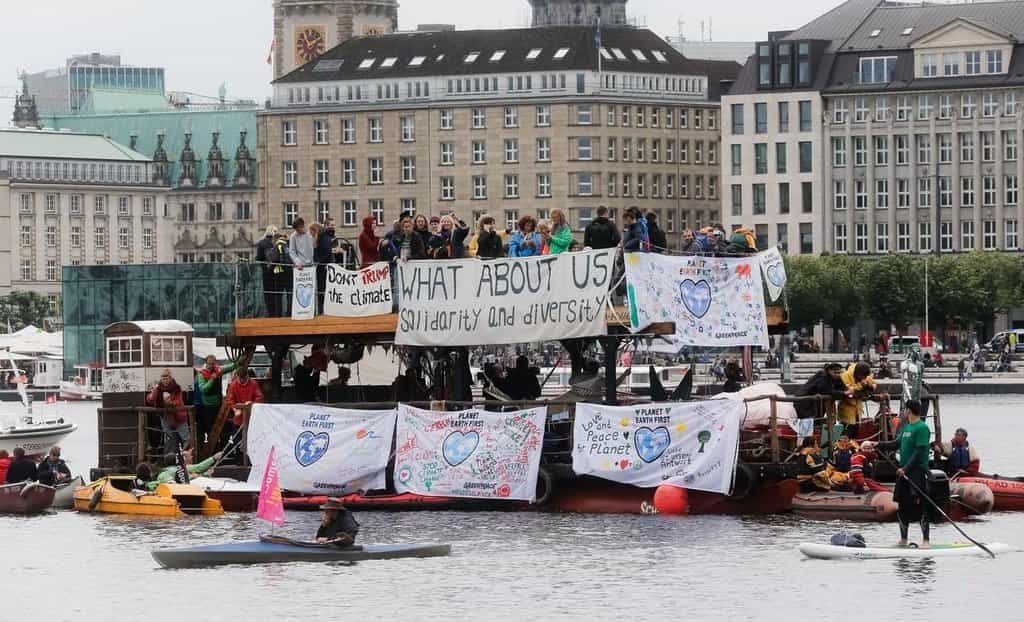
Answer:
[877,400,933,548]
[838,362,876,438]
[36,446,72,485]
[146,449,223,491]
[932,428,981,476]
[5,447,37,484]
[317,498,359,547]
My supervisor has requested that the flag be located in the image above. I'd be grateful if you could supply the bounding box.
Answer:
[669,367,693,401]
[256,446,286,526]
[648,365,668,402]
[595,16,602,49]
[266,39,275,66]
[173,439,190,484]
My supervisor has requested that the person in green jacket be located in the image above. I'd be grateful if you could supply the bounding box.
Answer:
[878,399,933,548]
[195,355,236,445]
[145,449,224,490]
[548,208,574,255]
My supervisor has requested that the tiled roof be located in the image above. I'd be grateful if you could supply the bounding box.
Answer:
[841,0,1024,51]
[0,128,150,161]
[783,0,883,51]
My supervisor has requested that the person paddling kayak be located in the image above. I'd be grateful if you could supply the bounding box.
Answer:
[878,399,933,548]
[317,498,359,547]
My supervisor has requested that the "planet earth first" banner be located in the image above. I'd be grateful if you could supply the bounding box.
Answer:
[571,400,744,495]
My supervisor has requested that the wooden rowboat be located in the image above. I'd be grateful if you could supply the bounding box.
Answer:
[73,476,224,518]
[0,481,55,514]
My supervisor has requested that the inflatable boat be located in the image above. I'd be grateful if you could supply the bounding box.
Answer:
[791,490,898,522]
[958,475,1024,512]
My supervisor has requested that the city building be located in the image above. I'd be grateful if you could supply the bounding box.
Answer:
[24,53,166,117]
[0,128,171,315]
[529,0,628,27]
[259,25,738,248]
[723,0,1024,255]
[272,0,400,80]
[669,39,756,66]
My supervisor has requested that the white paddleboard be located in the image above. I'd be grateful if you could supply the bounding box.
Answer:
[799,542,1012,560]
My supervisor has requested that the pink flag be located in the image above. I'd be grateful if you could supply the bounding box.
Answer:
[256,447,286,526]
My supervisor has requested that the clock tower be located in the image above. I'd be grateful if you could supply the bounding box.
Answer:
[273,0,399,79]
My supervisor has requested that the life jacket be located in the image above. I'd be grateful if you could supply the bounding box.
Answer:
[833,448,854,473]
[799,448,826,474]
[951,443,972,470]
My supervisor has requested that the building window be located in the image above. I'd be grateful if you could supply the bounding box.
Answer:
[342,118,356,143]
[106,337,143,367]
[1006,220,1019,250]
[472,108,486,129]
[235,201,251,221]
[876,179,889,209]
[440,109,454,130]
[504,174,520,198]
[753,184,766,215]
[961,177,976,207]
[472,176,487,199]
[1006,92,1019,117]
[505,210,519,231]
[370,200,384,225]
[939,134,952,163]
[855,180,868,209]
[369,158,384,184]
[730,184,742,216]
[207,202,223,221]
[832,99,848,124]
[575,104,592,125]
[939,176,953,207]
[400,157,416,183]
[876,223,889,253]
[340,159,356,185]
[755,144,768,175]
[895,135,909,165]
[943,52,960,76]
[369,118,383,143]
[859,56,896,83]
[283,121,297,146]
[440,143,454,166]
[730,144,741,175]
[919,222,932,252]
[832,138,847,167]
[921,54,938,77]
[575,173,592,197]
[118,226,130,249]
[799,222,813,254]
[1007,175,1019,206]
[342,201,357,226]
[897,222,911,252]
[440,177,456,201]
[537,174,552,198]
[503,138,520,163]
[961,94,976,119]
[896,96,911,121]
[471,140,487,164]
[855,222,869,253]
[801,182,813,213]
[142,227,154,250]
[960,132,975,162]
[875,136,889,165]
[576,137,592,161]
[853,136,867,166]
[638,139,647,162]
[983,175,997,207]
[314,119,329,145]
[834,223,848,253]
[918,178,932,208]
[799,142,812,173]
[536,105,551,127]
[400,116,416,141]
[731,104,744,135]
[940,221,954,251]
[315,160,330,186]
[284,202,298,226]
[536,138,551,162]
[779,182,790,214]
[774,143,787,174]
[283,161,298,187]
[965,51,982,75]
[918,94,933,120]
[854,97,869,123]
[149,336,187,365]
[95,226,107,248]
[983,220,998,250]
[798,100,812,131]
[637,174,646,197]
[833,180,847,210]
[875,96,890,122]
[897,178,911,208]
[961,220,975,250]
[755,102,767,134]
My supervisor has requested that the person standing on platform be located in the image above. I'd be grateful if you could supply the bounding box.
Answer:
[266,232,292,317]
[547,209,573,255]
[474,215,505,259]
[289,218,314,270]
[358,216,380,268]
[314,218,338,314]
[256,226,278,317]
[645,212,668,253]
[146,369,189,453]
[225,367,264,441]
[584,206,621,250]
[196,355,235,446]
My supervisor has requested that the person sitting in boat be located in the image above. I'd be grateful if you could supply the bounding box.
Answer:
[146,370,189,454]
[829,436,858,485]
[5,447,37,484]
[838,362,877,438]
[931,428,981,476]
[134,463,153,490]
[145,449,224,491]
[796,438,831,493]
[847,441,888,494]
[316,498,359,547]
[36,446,71,485]
[0,449,10,484]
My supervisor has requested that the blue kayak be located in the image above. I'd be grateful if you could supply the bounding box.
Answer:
[152,537,451,569]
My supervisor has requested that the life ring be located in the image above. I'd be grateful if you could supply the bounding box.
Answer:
[728,462,760,500]
[534,466,556,506]
[88,485,104,512]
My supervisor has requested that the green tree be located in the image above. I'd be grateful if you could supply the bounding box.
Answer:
[863,255,923,335]
[783,255,829,331]
[784,255,865,349]
[0,291,53,332]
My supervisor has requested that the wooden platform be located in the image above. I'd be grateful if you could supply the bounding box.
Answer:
[220,307,673,348]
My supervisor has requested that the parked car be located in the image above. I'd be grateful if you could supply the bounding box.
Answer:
[983,330,1024,353]
[888,335,944,361]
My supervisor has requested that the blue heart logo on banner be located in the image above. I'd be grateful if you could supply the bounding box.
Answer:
[296,283,314,308]
[680,279,712,318]
[294,430,330,466]
[442,430,479,467]
[634,426,671,463]
[766,264,786,288]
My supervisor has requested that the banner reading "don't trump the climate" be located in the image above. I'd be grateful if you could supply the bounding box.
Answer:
[395,249,615,346]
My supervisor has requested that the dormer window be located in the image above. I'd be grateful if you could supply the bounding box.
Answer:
[988,49,1004,73]
[358,58,375,70]
[651,50,668,63]
[409,55,426,67]
[554,47,570,60]
[599,47,612,61]
[901,27,914,36]
[610,47,627,61]
[631,49,648,62]
[965,51,982,75]
[490,50,506,62]
[858,56,896,84]
[464,51,480,64]
[526,48,542,60]
[380,57,397,68]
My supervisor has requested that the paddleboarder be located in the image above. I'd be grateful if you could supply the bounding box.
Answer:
[878,400,933,548]
[316,499,359,547]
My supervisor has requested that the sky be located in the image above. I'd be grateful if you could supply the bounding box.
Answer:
[0,0,843,121]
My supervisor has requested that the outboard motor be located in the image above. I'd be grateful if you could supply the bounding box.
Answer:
[830,533,866,548]
[927,469,952,504]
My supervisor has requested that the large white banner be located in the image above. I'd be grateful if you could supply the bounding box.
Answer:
[394,404,547,501]
[395,249,615,346]
[757,247,787,302]
[572,400,744,495]
[625,253,769,347]
[324,262,392,317]
[291,266,316,321]
[246,404,396,495]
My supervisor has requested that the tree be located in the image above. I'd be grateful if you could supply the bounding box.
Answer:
[783,255,829,331]
[784,255,865,350]
[0,291,52,332]
[863,255,923,335]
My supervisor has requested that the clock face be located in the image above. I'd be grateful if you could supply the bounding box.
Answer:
[295,27,326,64]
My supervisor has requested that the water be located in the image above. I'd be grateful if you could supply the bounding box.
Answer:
[4,396,1024,621]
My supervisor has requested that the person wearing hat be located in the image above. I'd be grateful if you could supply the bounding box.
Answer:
[316,498,359,546]
[256,226,278,317]
[848,441,886,494]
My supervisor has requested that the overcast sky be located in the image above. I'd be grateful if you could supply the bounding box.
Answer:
[1,0,842,121]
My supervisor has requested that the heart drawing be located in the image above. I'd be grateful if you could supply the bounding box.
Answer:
[294,430,330,467]
[442,430,480,467]
[634,426,671,463]
[679,279,712,319]
[295,282,315,309]
[766,264,786,288]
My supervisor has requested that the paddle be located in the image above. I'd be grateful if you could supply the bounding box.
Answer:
[209,426,245,470]
[876,449,996,558]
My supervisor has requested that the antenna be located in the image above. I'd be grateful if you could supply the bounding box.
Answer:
[708,17,713,41]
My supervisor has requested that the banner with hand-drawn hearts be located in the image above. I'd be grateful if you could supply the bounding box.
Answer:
[246,404,396,495]
[624,252,769,347]
[394,404,546,502]
[292,266,317,320]
[572,401,744,495]
[757,247,787,302]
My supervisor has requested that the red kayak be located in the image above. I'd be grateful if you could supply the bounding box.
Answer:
[958,475,1024,512]
[283,492,529,512]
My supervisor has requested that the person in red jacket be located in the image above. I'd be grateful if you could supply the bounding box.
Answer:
[849,441,887,493]
[146,369,189,452]
[358,216,380,267]
[0,449,11,483]
[226,367,264,427]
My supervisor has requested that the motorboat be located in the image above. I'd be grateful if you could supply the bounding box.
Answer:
[0,481,55,514]
[0,414,77,457]
[73,476,224,518]
[59,363,103,401]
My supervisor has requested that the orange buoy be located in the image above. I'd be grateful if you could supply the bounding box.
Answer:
[653,485,689,515]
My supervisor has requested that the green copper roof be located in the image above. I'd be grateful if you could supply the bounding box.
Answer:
[0,128,150,161]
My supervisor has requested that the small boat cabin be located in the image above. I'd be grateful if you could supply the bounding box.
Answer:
[101,320,194,407]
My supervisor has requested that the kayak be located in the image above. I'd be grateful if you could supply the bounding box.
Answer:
[152,537,452,569]
[799,542,1012,560]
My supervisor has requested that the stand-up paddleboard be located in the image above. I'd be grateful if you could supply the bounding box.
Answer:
[799,542,1012,560]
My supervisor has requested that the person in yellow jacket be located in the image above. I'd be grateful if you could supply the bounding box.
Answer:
[838,362,876,436]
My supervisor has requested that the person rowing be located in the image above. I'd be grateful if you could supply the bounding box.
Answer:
[316,498,359,547]
[877,399,933,548]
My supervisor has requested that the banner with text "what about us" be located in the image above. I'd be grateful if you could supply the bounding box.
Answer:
[395,249,616,347]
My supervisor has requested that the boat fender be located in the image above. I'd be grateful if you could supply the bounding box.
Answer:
[88,486,104,512]
[727,462,760,500]
[534,466,556,506]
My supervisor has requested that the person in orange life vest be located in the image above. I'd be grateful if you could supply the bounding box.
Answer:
[225,367,264,427]
[849,441,888,493]
[932,428,981,475]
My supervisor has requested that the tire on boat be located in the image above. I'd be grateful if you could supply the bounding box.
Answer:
[728,462,760,500]
[535,466,556,506]
[88,486,104,512]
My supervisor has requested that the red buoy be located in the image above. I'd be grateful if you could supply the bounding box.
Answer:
[653,485,689,515]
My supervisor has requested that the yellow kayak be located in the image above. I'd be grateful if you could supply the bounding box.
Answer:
[73,476,224,518]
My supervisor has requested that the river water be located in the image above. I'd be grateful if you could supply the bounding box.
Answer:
[3,395,1023,621]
